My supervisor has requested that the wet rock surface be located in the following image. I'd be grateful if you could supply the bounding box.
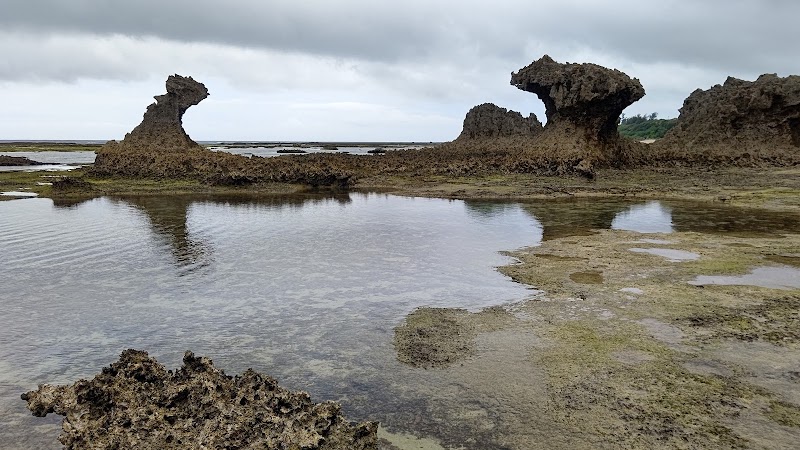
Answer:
[0,155,44,166]
[393,306,515,369]
[655,74,800,164]
[510,55,646,173]
[21,349,377,450]
[456,103,542,140]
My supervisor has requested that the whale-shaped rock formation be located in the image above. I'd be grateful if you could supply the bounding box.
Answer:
[456,103,542,140]
[92,74,213,177]
[510,55,645,174]
[654,74,800,165]
[21,349,377,449]
[119,74,207,150]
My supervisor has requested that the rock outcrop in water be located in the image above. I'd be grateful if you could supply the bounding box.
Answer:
[654,74,800,165]
[0,155,44,166]
[510,55,646,175]
[90,75,356,187]
[456,103,543,140]
[114,74,208,151]
[21,349,378,449]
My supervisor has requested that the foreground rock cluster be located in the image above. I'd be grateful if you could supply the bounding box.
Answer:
[21,350,377,449]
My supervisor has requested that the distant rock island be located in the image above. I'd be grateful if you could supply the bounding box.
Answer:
[0,155,44,166]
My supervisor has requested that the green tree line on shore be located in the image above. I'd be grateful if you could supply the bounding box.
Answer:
[618,113,678,140]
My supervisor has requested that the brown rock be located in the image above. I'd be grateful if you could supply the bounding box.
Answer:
[21,349,378,449]
[0,155,44,166]
[93,74,209,176]
[456,103,542,140]
[510,55,645,173]
[120,74,208,150]
[655,74,800,164]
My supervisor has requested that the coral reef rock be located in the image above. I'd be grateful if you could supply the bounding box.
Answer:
[457,103,543,140]
[121,74,208,150]
[654,74,800,165]
[21,349,378,450]
[93,74,209,175]
[510,55,646,173]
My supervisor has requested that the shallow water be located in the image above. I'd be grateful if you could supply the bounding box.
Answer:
[690,266,800,290]
[0,151,96,165]
[2,195,800,449]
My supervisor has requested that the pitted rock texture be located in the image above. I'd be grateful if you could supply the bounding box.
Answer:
[510,55,645,173]
[21,350,378,450]
[120,74,208,150]
[457,103,542,140]
[654,74,800,165]
[93,75,209,176]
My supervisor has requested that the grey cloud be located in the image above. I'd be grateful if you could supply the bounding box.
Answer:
[2,0,797,74]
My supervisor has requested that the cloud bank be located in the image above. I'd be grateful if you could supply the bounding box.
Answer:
[0,0,797,140]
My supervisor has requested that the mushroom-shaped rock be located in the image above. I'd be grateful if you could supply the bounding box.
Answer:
[457,103,543,140]
[655,74,800,164]
[21,349,378,449]
[511,55,645,172]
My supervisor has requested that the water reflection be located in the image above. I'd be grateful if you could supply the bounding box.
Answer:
[520,199,630,240]
[612,201,674,233]
[4,194,800,449]
[519,198,800,239]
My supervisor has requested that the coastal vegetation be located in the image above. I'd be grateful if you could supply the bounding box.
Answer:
[618,113,678,140]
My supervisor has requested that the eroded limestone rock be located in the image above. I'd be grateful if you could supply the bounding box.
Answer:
[121,74,208,150]
[510,55,645,173]
[655,74,800,164]
[21,349,377,449]
[457,103,542,140]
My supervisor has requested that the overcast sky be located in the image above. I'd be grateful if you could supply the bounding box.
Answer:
[0,0,797,141]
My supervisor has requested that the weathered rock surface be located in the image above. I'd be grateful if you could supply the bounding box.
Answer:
[90,75,356,187]
[21,349,378,449]
[510,55,646,174]
[456,103,542,140]
[654,74,800,164]
[120,74,208,150]
[0,155,44,166]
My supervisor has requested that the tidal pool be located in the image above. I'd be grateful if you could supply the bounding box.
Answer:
[2,194,800,449]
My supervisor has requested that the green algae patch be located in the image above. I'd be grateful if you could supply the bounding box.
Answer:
[569,270,604,284]
[499,227,800,447]
[681,295,800,345]
[767,401,800,428]
[393,306,515,369]
[535,319,757,448]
